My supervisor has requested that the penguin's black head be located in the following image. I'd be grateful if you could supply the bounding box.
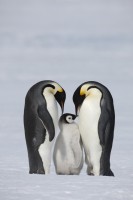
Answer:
[73,82,102,115]
[43,82,66,114]
[50,82,66,114]
[73,84,86,116]
[59,113,77,124]
[55,90,66,114]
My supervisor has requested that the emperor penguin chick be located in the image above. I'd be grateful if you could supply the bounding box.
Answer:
[53,113,83,175]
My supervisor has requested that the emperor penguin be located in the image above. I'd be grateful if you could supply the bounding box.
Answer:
[53,113,83,175]
[24,80,66,174]
[73,81,115,176]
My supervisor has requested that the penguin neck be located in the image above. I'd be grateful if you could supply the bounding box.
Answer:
[80,89,102,115]
[43,88,58,131]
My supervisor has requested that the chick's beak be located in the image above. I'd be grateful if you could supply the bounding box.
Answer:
[72,114,77,120]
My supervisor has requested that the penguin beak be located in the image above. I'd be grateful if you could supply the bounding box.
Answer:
[72,114,77,120]
[75,105,79,116]
[60,101,64,114]
[55,90,66,114]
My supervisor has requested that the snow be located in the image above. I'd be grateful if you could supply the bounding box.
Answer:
[0,0,133,199]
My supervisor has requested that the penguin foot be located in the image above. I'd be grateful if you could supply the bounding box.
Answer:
[37,168,45,174]
[29,169,45,174]
[29,171,36,174]
[100,169,114,176]
[29,169,37,174]
[88,173,94,176]
[108,170,114,176]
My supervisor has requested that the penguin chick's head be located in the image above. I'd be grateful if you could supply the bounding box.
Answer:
[43,82,66,113]
[73,82,102,115]
[59,113,77,125]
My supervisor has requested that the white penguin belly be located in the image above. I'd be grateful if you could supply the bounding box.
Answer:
[79,95,102,175]
[38,92,58,174]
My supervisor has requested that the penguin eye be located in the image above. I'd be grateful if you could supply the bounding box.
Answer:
[66,116,74,124]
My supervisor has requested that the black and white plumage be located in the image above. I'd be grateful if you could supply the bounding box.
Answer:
[53,113,83,175]
[73,81,115,176]
[24,80,66,174]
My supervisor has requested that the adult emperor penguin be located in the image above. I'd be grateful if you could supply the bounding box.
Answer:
[53,113,83,175]
[73,81,115,176]
[24,80,66,174]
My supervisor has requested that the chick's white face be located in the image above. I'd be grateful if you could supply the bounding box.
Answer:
[66,115,74,124]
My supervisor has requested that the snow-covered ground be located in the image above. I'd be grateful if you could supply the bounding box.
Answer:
[0,0,133,199]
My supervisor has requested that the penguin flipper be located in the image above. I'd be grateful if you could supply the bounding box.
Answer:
[98,99,109,145]
[98,98,115,146]
[98,97,115,176]
[99,109,114,176]
[37,105,55,142]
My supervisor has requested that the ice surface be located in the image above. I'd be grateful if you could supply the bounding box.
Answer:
[0,0,133,199]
